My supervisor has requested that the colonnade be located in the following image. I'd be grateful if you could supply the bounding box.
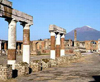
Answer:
[5,19,32,69]
[49,25,66,59]
[0,0,33,69]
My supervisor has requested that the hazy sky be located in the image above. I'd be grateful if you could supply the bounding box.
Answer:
[0,0,100,40]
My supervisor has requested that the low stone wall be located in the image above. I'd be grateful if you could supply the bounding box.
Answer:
[15,62,29,76]
[41,59,51,70]
[30,60,41,72]
[0,65,12,81]
[30,51,82,71]
[0,51,82,81]
[65,49,74,54]
[49,59,57,67]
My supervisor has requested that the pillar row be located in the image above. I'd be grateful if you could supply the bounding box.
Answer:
[22,23,30,64]
[60,34,65,56]
[7,19,17,70]
[50,32,56,59]
[56,33,60,57]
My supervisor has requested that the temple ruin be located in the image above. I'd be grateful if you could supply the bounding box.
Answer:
[49,25,66,59]
[0,0,33,69]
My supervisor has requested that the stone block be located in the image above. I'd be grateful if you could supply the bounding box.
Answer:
[41,59,51,70]
[0,65,12,81]
[49,59,57,67]
[56,57,63,65]
[30,60,41,72]
[15,62,29,76]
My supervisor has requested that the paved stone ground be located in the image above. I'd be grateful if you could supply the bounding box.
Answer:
[1,53,100,82]
[0,55,50,65]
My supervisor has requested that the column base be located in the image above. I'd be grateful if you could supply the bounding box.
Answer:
[50,50,55,59]
[60,49,65,56]
[23,45,30,64]
[8,60,16,70]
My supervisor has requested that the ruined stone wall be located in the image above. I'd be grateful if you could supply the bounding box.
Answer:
[85,40,98,52]
[0,65,12,81]
[29,50,82,71]
[65,49,74,54]
[15,62,29,76]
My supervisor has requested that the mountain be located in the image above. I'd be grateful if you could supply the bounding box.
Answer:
[65,26,100,41]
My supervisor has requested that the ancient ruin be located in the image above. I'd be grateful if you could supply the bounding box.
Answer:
[49,25,66,59]
[0,0,100,82]
[0,0,33,69]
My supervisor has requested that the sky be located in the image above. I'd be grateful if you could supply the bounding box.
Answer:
[0,0,100,41]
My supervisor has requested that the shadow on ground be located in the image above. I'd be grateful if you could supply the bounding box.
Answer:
[90,76,100,82]
[12,70,18,78]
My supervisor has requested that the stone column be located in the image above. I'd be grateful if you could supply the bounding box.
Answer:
[22,23,30,64]
[74,30,77,47]
[60,34,65,56]
[50,32,56,59]
[4,42,7,50]
[17,43,20,55]
[56,33,60,57]
[4,42,7,55]
[7,19,17,70]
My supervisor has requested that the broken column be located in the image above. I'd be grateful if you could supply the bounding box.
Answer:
[74,30,77,47]
[56,32,60,57]
[21,23,30,64]
[60,34,65,56]
[7,19,17,70]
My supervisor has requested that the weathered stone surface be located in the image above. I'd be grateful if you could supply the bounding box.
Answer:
[0,0,12,7]
[74,50,81,58]
[51,36,55,50]
[49,25,66,34]
[8,49,16,60]
[56,45,60,57]
[15,62,29,76]
[0,65,12,81]
[12,9,33,25]
[49,59,57,67]
[23,29,30,45]
[41,59,51,70]
[30,60,41,72]
[0,0,33,25]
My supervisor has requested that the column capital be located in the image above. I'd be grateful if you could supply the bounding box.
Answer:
[20,22,32,29]
[5,18,17,24]
[50,32,55,36]
[61,34,65,38]
[55,32,60,35]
